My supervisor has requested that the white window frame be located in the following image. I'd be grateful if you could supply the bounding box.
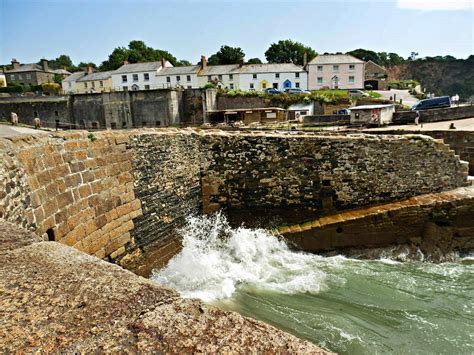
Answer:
[132,74,139,82]
[349,64,355,71]
[348,76,355,83]
[333,65,339,72]
[144,73,150,81]
[122,75,127,83]
[317,77,323,84]
[317,66,323,71]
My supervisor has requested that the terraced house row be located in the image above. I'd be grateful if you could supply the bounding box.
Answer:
[62,54,374,94]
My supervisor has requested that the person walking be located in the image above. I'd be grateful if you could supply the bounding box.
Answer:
[414,110,420,126]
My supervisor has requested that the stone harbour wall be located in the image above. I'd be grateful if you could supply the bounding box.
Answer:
[0,129,469,266]
[200,132,469,214]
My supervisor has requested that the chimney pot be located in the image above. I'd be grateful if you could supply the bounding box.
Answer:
[303,52,308,67]
[160,57,166,68]
[11,58,20,69]
[40,58,49,72]
[201,55,207,69]
[123,60,129,65]
[85,65,93,74]
[239,58,244,68]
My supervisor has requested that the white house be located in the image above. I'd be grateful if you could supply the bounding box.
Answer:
[61,71,85,94]
[238,63,307,91]
[111,59,173,91]
[197,56,241,89]
[307,54,365,90]
[156,65,200,89]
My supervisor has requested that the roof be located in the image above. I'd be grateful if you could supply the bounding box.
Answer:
[288,103,313,110]
[308,54,364,65]
[200,64,241,75]
[5,63,46,73]
[365,60,387,71]
[52,69,72,75]
[76,71,113,82]
[238,63,305,74]
[157,65,201,75]
[113,61,172,74]
[62,72,86,82]
[350,104,395,110]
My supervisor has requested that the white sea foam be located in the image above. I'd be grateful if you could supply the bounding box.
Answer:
[151,213,329,302]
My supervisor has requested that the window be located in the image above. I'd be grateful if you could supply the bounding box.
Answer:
[10,74,15,80]
[122,75,127,83]
[111,122,117,129]
[122,86,128,91]
[18,74,23,80]
[186,75,191,82]
[84,82,88,88]
[26,74,32,80]
[99,81,103,87]
[252,74,257,79]
[176,75,181,82]
[262,83,267,89]
[55,111,59,117]
[349,64,355,71]
[34,111,38,117]
[166,76,171,83]
[132,74,138,82]
[250,83,254,89]
[348,76,355,83]
[68,82,72,88]
[229,74,233,80]
[92,122,98,129]
[229,83,234,89]
[295,72,300,78]
[317,65,323,71]
[122,121,127,127]
[218,74,222,80]
[295,82,300,88]
[275,73,280,78]
[144,73,150,81]
[317,77,323,84]
[207,75,212,81]
[91,81,95,88]
[145,84,150,90]
[155,121,161,126]
[333,65,339,71]
[187,85,192,89]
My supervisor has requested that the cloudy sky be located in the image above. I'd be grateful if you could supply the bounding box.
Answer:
[0,0,472,65]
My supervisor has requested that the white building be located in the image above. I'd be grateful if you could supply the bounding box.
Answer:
[61,71,85,94]
[350,104,395,125]
[238,63,307,91]
[156,65,201,89]
[111,59,173,91]
[197,58,241,89]
[307,54,365,90]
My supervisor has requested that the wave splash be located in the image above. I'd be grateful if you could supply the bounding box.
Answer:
[151,213,330,302]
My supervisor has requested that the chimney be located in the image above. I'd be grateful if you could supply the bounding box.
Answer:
[123,60,129,65]
[40,58,49,72]
[303,52,308,67]
[200,55,207,70]
[2,65,7,73]
[85,65,94,75]
[160,57,166,68]
[11,58,20,69]
[239,58,244,68]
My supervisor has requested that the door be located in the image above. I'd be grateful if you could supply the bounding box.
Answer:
[331,76,339,89]
[283,80,292,90]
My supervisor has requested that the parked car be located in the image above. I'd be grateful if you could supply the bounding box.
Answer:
[411,96,451,110]
[285,88,310,94]
[364,83,374,90]
[337,108,351,115]
[265,88,281,94]
[348,89,369,97]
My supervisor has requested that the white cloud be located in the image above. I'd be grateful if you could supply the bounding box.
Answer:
[397,0,473,11]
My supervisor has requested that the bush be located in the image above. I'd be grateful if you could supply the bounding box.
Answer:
[202,83,217,89]
[388,80,420,90]
[41,82,61,95]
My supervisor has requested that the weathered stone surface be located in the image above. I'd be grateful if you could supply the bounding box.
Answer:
[279,185,474,261]
[0,220,328,353]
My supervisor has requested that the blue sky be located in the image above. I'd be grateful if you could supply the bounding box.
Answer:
[0,0,472,65]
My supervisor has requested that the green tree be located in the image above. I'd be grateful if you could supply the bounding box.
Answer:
[246,57,263,64]
[99,40,178,70]
[346,48,380,63]
[176,59,193,66]
[387,52,405,66]
[265,40,316,65]
[207,45,245,65]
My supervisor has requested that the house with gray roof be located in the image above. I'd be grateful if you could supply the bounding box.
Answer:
[111,59,173,91]
[307,54,365,90]
[156,65,201,89]
[61,66,114,94]
[2,58,56,86]
[237,62,307,91]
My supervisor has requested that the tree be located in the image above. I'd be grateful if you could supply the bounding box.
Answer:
[346,48,380,63]
[77,62,97,69]
[265,40,316,65]
[207,45,245,65]
[409,52,419,61]
[246,57,263,64]
[100,40,178,71]
[176,59,193,66]
[387,52,405,66]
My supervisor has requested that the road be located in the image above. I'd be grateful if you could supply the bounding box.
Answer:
[368,117,474,132]
[375,89,418,107]
[0,124,50,138]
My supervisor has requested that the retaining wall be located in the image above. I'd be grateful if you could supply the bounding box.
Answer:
[393,105,474,124]
[0,129,469,267]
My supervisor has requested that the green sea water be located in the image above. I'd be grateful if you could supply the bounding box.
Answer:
[152,214,474,354]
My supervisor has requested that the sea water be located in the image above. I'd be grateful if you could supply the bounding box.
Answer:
[151,213,474,354]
